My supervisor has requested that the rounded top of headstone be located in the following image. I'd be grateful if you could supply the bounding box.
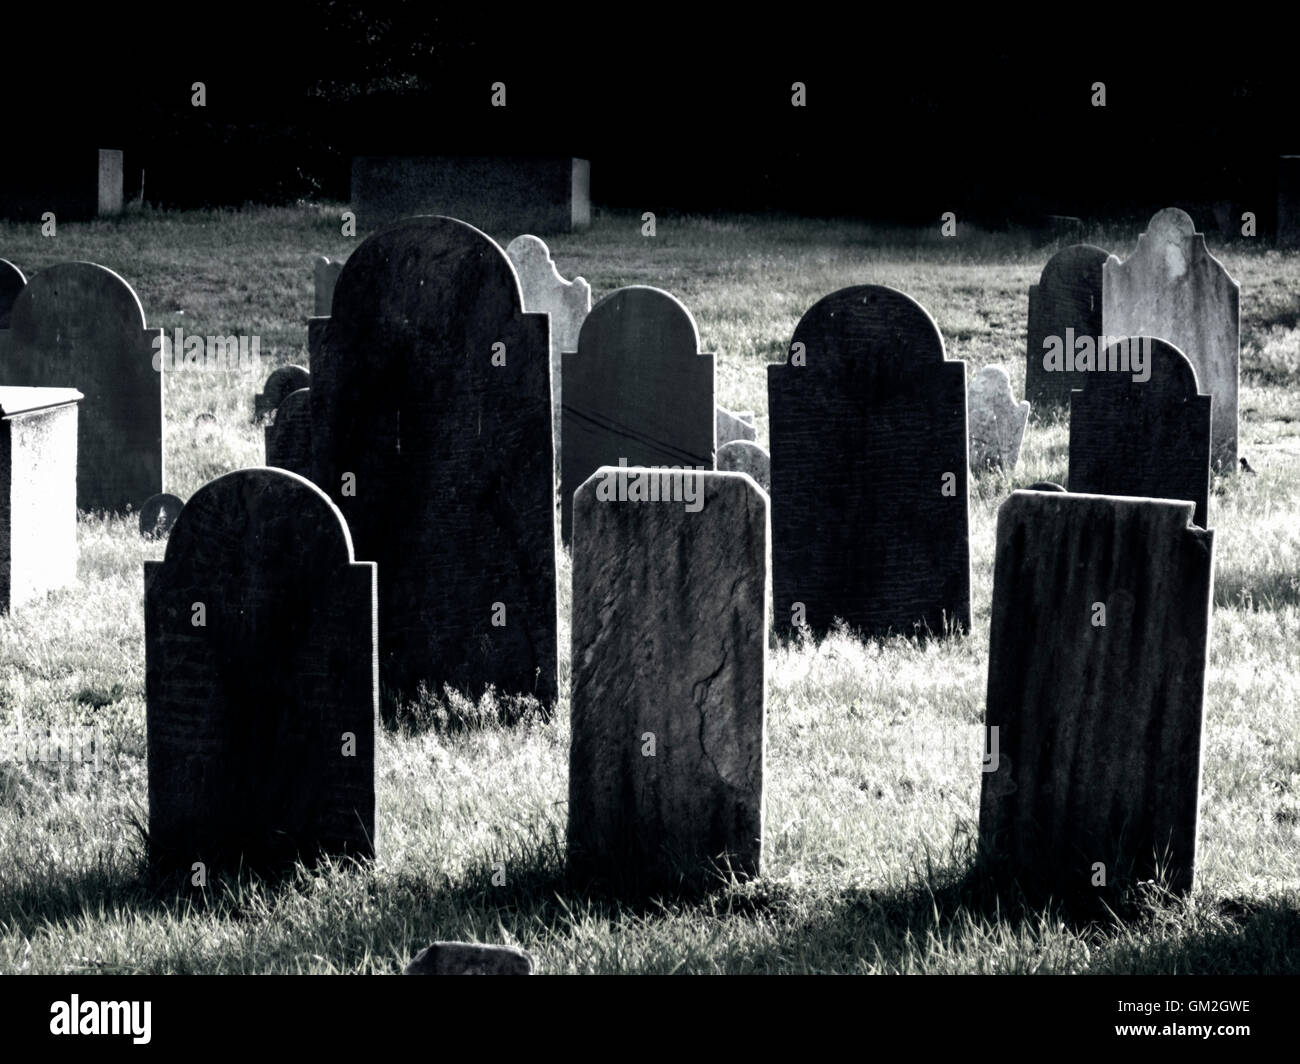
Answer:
[274,387,310,419]
[1024,481,1066,492]
[1084,337,1202,397]
[0,258,26,287]
[260,364,310,404]
[1147,207,1198,241]
[9,261,149,340]
[580,285,702,354]
[786,284,945,370]
[505,234,551,265]
[140,493,186,538]
[1038,244,1109,286]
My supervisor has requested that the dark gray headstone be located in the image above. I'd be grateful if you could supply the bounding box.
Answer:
[265,388,312,480]
[1025,244,1109,410]
[139,492,185,539]
[1068,337,1212,528]
[568,469,767,891]
[978,490,1213,896]
[0,259,26,330]
[311,216,557,709]
[404,942,534,975]
[717,439,770,492]
[768,284,970,639]
[560,286,715,544]
[145,468,377,871]
[314,256,344,317]
[253,364,310,422]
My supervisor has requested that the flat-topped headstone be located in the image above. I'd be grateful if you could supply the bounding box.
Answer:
[568,468,768,891]
[1068,337,1212,528]
[717,439,770,492]
[0,260,26,330]
[1025,244,1109,410]
[404,942,534,975]
[253,364,310,422]
[0,262,162,512]
[265,388,313,481]
[139,492,185,539]
[145,468,377,871]
[768,284,970,639]
[0,387,82,612]
[978,490,1213,897]
[560,286,715,544]
[314,256,345,317]
[716,405,757,446]
[312,215,557,709]
[968,365,1030,471]
[1103,208,1239,471]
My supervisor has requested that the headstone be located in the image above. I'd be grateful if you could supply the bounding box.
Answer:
[265,388,313,480]
[0,259,26,330]
[716,405,757,445]
[139,493,185,539]
[768,284,970,639]
[1278,156,1300,248]
[0,262,163,512]
[1068,337,1212,528]
[253,364,310,422]
[978,490,1213,896]
[312,215,557,708]
[1102,208,1239,471]
[560,286,715,544]
[1025,244,1109,410]
[1025,481,1065,492]
[351,156,590,234]
[308,317,329,360]
[145,468,378,871]
[968,365,1030,471]
[505,235,592,466]
[717,439,770,492]
[568,468,767,890]
[404,942,534,975]
[0,387,82,612]
[314,256,345,317]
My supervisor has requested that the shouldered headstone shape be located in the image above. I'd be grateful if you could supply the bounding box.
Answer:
[978,490,1213,896]
[265,388,313,480]
[968,365,1030,471]
[145,468,378,871]
[1025,244,1109,410]
[1102,208,1239,471]
[560,286,715,544]
[314,255,345,317]
[253,364,310,422]
[768,284,971,639]
[1068,337,1211,528]
[311,215,558,710]
[0,259,26,329]
[0,262,162,512]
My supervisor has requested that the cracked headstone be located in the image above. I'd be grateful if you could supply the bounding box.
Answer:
[968,365,1030,471]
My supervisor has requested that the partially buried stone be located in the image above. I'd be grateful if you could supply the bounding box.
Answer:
[404,942,534,975]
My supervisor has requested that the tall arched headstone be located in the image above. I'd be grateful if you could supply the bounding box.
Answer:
[1025,244,1109,410]
[0,262,162,512]
[560,286,715,544]
[0,259,26,330]
[768,285,970,639]
[1103,208,1239,471]
[311,216,558,709]
[145,468,378,871]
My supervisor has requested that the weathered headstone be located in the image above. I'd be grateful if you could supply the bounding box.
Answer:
[404,942,534,975]
[968,365,1030,471]
[0,259,26,330]
[0,262,163,512]
[568,468,767,890]
[978,490,1213,896]
[0,387,82,612]
[717,439,770,492]
[312,215,557,708]
[716,405,757,446]
[314,256,345,317]
[253,364,310,422]
[768,284,970,639]
[560,286,715,544]
[1025,244,1109,410]
[1068,337,1212,528]
[265,388,313,480]
[1103,208,1239,471]
[145,468,377,871]
[505,235,591,466]
[139,492,185,539]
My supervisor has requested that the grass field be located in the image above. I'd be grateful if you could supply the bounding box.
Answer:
[0,205,1296,974]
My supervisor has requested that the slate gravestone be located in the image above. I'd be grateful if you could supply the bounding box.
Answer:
[314,256,345,317]
[568,468,768,890]
[716,405,757,446]
[404,942,535,975]
[768,284,970,639]
[1103,208,1239,471]
[560,286,715,544]
[0,259,26,329]
[308,317,329,360]
[145,468,378,871]
[139,493,185,539]
[0,262,163,512]
[0,387,82,612]
[978,490,1213,896]
[505,235,591,466]
[265,389,312,479]
[717,439,770,492]
[968,365,1030,471]
[1025,244,1109,410]
[1068,337,1212,528]
[1278,156,1300,248]
[253,364,310,422]
[312,215,557,708]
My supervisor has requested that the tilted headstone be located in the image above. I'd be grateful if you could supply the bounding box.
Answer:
[978,490,1213,896]
[0,259,26,329]
[560,286,715,544]
[1025,244,1109,410]
[716,405,757,445]
[404,942,534,975]
[505,235,591,466]
[568,468,767,890]
[145,468,377,871]
[768,284,970,639]
[968,365,1030,471]
[139,492,185,539]
[253,364,310,422]
[0,387,82,612]
[0,262,162,512]
[314,255,345,317]
[1068,337,1212,528]
[1103,208,1239,471]
[265,388,313,481]
[312,215,557,708]
[717,439,770,492]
